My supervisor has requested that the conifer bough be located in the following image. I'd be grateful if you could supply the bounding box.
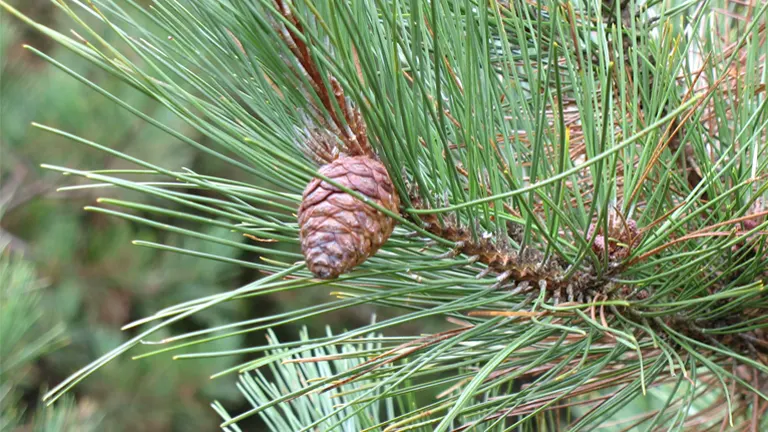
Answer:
[3,0,768,430]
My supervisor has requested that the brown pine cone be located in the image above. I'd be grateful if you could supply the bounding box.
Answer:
[298,156,400,279]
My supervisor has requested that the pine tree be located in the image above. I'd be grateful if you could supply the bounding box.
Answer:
[2,0,767,430]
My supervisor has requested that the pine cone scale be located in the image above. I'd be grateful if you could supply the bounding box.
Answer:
[302,180,332,207]
[347,175,378,197]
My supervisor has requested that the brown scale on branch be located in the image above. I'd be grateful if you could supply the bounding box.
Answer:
[408,191,606,298]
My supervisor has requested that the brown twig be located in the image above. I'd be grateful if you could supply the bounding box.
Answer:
[273,0,372,158]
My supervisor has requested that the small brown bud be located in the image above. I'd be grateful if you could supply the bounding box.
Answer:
[589,210,641,260]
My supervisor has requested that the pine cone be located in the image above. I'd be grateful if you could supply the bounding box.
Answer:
[298,156,400,279]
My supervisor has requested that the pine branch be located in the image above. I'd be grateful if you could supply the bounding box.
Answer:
[2,0,767,430]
